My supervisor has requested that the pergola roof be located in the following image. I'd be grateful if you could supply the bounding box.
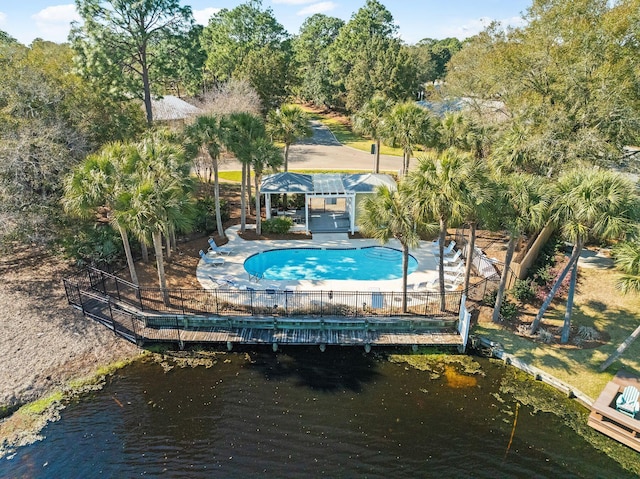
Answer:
[342,173,397,192]
[260,172,314,194]
[261,172,396,195]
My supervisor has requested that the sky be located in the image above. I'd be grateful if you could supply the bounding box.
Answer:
[0,0,532,46]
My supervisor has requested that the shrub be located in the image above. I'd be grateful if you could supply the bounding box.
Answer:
[511,278,536,302]
[577,325,600,341]
[538,328,554,344]
[60,222,123,267]
[483,289,497,306]
[193,197,229,233]
[499,298,519,321]
[262,217,293,234]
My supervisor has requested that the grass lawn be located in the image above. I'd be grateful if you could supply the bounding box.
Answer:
[474,267,640,399]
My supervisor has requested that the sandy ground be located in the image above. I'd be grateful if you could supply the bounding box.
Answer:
[0,247,139,411]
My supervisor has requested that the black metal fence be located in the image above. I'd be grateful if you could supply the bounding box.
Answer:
[65,267,465,319]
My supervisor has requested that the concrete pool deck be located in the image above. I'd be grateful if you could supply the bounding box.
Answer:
[196,225,445,293]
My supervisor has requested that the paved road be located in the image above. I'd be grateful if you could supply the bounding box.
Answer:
[219,120,403,173]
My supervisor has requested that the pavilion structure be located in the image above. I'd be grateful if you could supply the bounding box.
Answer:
[260,172,397,234]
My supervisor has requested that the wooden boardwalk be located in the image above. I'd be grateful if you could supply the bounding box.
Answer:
[78,294,464,350]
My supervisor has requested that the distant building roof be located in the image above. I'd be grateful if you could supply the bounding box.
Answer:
[150,95,200,121]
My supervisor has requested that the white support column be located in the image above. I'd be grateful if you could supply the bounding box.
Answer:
[265,194,272,219]
[350,194,356,234]
[305,194,310,234]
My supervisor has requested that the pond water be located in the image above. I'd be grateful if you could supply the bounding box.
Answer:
[1,350,635,478]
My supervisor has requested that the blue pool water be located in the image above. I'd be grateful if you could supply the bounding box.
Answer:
[244,246,418,281]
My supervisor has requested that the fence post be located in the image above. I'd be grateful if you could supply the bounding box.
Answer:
[175,316,183,350]
[107,299,118,337]
[180,289,185,314]
[114,276,121,301]
[78,284,86,316]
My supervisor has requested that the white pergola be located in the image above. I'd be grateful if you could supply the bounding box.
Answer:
[261,172,397,234]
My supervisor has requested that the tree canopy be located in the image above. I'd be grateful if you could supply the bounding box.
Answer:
[71,0,195,124]
[201,0,292,109]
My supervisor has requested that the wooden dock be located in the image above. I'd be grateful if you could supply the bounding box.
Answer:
[79,295,465,351]
[588,370,640,452]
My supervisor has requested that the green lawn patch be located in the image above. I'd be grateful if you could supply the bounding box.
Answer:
[474,267,640,400]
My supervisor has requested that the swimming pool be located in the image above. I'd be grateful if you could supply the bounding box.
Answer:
[243,246,418,281]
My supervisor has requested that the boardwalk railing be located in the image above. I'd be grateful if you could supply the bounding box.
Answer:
[65,267,464,319]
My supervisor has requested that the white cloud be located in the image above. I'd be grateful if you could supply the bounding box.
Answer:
[193,7,221,26]
[273,0,316,5]
[296,2,337,16]
[0,12,6,26]
[31,4,80,43]
[438,15,527,40]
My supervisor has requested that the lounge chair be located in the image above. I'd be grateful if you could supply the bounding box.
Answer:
[442,250,462,265]
[208,238,234,255]
[433,240,456,256]
[443,262,464,274]
[199,249,225,266]
[616,385,640,418]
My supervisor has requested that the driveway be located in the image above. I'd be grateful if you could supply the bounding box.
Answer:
[219,120,403,173]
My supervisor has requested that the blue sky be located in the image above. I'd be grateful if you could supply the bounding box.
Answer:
[0,1,532,46]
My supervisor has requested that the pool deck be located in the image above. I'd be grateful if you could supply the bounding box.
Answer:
[196,225,443,294]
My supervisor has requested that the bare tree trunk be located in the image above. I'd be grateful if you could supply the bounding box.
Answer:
[118,225,139,285]
[530,242,582,334]
[165,232,172,263]
[213,157,225,238]
[438,219,447,312]
[152,230,169,305]
[284,143,290,172]
[240,163,246,233]
[142,61,153,124]
[464,223,477,292]
[492,235,517,322]
[246,166,252,216]
[254,174,262,236]
[402,244,409,313]
[374,139,381,174]
[140,241,149,263]
[170,226,176,256]
[561,261,578,343]
[599,324,640,371]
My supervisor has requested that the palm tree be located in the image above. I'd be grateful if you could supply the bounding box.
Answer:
[130,138,195,305]
[266,105,312,172]
[250,138,284,235]
[187,115,226,238]
[224,113,266,233]
[436,112,487,159]
[63,142,141,285]
[614,239,640,294]
[407,149,483,311]
[380,102,433,176]
[493,173,550,323]
[352,96,394,173]
[530,169,640,340]
[358,183,421,313]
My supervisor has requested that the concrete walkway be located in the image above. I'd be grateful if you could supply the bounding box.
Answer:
[196,225,441,293]
[219,120,403,173]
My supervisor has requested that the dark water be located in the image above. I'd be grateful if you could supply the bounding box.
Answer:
[1,350,634,478]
